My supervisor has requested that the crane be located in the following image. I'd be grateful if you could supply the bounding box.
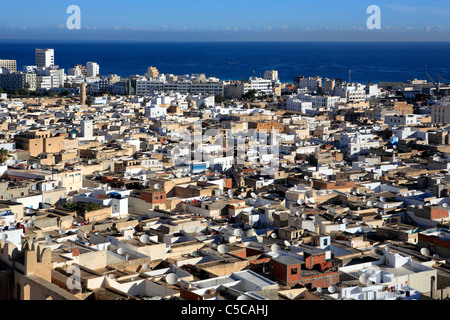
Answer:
[424,69,441,93]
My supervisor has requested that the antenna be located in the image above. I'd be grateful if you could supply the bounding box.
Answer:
[359,273,369,285]
[140,234,150,244]
[142,263,150,270]
[217,244,228,254]
[271,244,280,255]
[165,273,179,285]
[420,247,430,256]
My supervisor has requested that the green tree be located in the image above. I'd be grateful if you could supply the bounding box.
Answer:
[0,148,8,164]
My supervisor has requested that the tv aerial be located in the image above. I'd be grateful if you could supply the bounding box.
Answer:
[142,263,150,270]
[140,234,150,244]
[359,273,369,285]
[234,229,243,237]
[165,273,179,285]
[271,244,280,255]
[420,247,430,256]
[217,244,228,254]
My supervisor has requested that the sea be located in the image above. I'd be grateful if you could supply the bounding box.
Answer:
[0,40,450,84]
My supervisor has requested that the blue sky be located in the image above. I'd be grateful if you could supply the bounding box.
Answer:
[2,0,450,41]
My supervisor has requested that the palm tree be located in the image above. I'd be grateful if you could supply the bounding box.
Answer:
[0,148,8,164]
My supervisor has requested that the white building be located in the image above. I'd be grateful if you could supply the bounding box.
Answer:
[431,98,450,124]
[335,82,366,102]
[73,187,131,218]
[264,70,279,82]
[86,62,100,77]
[295,76,322,92]
[35,48,55,69]
[145,105,167,119]
[385,114,421,129]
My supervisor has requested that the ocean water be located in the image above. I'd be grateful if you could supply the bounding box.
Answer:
[0,40,450,84]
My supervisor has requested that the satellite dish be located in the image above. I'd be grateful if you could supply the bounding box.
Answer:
[317,287,322,293]
[45,235,52,243]
[108,274,115,279]
[142,263,150,270]
[28,220,35,228]
[295,211,301,217]
[359,273,369,285]
[154,183,161,190]
[366,201,374,207]
[304,176,309,181]
[420,247,430,256]
[443,203,449,208]
[237,195,244,199]
[328,286,336,294]
[285,292,293,299]
[237,295,250,300]
[301,213,308,219]
[126,235,132,240]
[251,193,257,199]
[384,246,390,252]
[117,248,124,255]
[234,229,243,237]
[228,189,234,198]
[0,234,7,240]
[59,229,66,235]
[32,215,37,221]
[165,273,179,285]
[432,254,439,259]
[284,240,291,247]
[217,244,228,254]
[380,197,386,202]
[271,244,280,254]
[140,234,150,244]
[297,199,304,205]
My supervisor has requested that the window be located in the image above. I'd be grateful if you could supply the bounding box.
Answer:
[154,196,159,200]
[291,268,298,275]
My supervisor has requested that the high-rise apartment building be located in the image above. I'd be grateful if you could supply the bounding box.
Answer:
[0,60,17,72]
[35,49,55,69]
[86,62,100,77]
[146,66,159,79]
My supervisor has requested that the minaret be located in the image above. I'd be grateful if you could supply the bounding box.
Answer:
[80,82,87,108]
